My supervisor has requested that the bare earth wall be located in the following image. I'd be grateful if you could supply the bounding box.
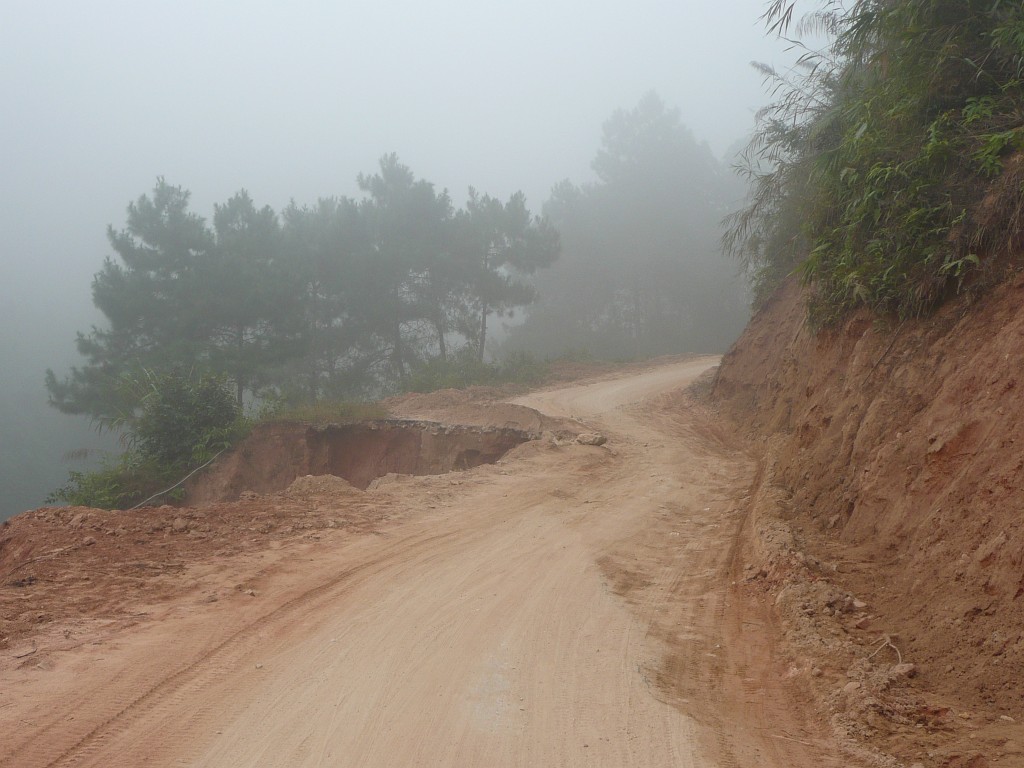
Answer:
[713,273,1024,720]
[185,420,534,503]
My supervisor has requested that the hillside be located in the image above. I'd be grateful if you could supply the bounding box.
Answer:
[713,274,1024,766]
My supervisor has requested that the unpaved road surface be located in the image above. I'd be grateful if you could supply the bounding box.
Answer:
[1,358,844,767]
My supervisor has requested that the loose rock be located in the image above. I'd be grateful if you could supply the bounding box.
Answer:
[891,662,917,679]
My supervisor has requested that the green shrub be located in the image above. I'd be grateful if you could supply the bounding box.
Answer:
[408,349,498,392]
[49,370,246,509]
[47,462,131,508]
[727,0,1024,322]
[259,399,388,425]
[45,455,175,509]
[497,350,549,386]
[407,348,550,393]
[132,371,243,466]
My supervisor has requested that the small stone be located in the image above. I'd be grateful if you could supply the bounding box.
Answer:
[576,433,607,446]
[843,681,861,693]
[82,536,96,546]
[811,667,823,678]
[854,616,872,630]
[172,517,188,533]
[892,662,917,679]
[852,599,868,611]
[1000,715,1016,723]
[838,597,857,614]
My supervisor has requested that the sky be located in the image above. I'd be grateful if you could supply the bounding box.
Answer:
[0,0,792,515]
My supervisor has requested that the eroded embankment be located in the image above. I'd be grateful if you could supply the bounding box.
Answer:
[1,417,540,652]
[186,420,536,504]
[714,275,1024,767]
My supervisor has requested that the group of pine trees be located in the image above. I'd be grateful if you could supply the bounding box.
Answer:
[506,93,748,358]
[42,93,756,508]
[46,155,559,424]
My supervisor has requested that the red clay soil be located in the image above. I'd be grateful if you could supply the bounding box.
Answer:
[0,406,560,656]
[184,420,534,503]
[0,479,384,649]
[713,274,1024,767]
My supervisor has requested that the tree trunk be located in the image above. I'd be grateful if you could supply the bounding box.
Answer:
[309,285,321,403]
[235,323,245,408]
[393,321,407,385]
[477,300,488,362]
[435,312,447,362]
[477,248,491,362]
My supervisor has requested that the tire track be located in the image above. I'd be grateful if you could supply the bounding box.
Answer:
[3,530,453,768]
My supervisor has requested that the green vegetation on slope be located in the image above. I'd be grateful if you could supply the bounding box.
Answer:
[726,0,1024,322]
[47,370,245,509]
[46,157,558,422]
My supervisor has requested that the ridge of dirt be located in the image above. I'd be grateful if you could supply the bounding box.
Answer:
[0,480,400,653]
[384,398,579,435]
[713,274,1024,768]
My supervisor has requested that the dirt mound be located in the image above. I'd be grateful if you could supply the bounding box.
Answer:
[0,490,397,652]
[284,474,362,498]
[715,275,1024,766]
[185,419,535,504]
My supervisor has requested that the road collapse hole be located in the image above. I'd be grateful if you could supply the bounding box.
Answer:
[309,421,534,490]
[186,419,538,503]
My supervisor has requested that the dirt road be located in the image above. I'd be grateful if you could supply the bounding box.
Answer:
[1,358,844,767]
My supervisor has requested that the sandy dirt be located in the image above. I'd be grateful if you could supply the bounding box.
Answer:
[0,357,846,767]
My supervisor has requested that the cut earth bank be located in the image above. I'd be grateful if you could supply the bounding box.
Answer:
[713,274,1024,768]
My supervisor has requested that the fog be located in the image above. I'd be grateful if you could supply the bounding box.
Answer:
[1,1,789,519]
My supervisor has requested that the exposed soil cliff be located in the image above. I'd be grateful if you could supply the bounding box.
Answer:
[714,274,1024,766]
[184,420,536,504]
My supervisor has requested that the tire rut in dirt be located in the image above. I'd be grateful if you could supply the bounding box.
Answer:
[3,531,453,768]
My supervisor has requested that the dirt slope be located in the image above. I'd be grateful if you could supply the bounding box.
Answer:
[0,358,846,767]
[714,276,1024,767]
